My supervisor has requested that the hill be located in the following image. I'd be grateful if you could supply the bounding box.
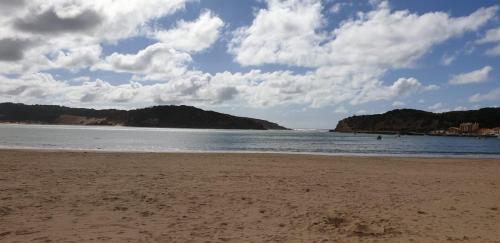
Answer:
[334,108,500,133]
[0,103,288,130]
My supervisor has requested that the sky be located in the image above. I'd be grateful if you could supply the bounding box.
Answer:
[0,0,499,129]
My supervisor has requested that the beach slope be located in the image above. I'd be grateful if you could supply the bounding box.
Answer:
[0,150,499,242]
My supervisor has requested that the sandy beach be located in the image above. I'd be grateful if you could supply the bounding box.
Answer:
[0,150,499,242]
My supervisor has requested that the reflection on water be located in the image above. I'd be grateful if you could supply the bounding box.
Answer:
[0,124,499,157]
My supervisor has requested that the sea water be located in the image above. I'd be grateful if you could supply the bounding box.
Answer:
[0,124,499,157]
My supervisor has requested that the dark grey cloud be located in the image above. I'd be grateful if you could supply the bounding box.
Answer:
[6,85,28,95]
[80,93,98,102]
[0,0,25,8]
[0,0,25,16]
[215,87,238,103]
[14,8,103,34]
[0,38,34,61]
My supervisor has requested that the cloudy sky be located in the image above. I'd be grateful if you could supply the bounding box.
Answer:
[0,0,499,128]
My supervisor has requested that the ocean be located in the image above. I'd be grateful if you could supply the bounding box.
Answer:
[1,124,499,157]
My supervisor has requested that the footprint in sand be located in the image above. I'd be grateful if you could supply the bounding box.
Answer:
[0,206,13,216]
[140,211,154,217]
[350,223,385,237]
[113,206,128,211]
[323,216,346,228]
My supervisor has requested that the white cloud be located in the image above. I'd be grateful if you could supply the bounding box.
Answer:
[440,53,456,66]
[78,0,195,42]
[96,10,225,81]
[477,27,500,44]
[0,72,242,108]
[452,106,468,111]
[52,45,102,71]
[228,0,324,67]
[0,1,498,112]
[449,66,492,85]
[319,5,498,70]
[469,87,500,102]
[71,76,91,83]
[388,77,423,97]
[0,73,66,104]
[230,2,498,69]
[330,2,349,14]
[426,104,470,113]
[485,44,500,56]
[427,102,444,111]
[0,73,144,106]
[153,10,224,53]
[224,1,496,108]
[392,101,405,107]
[211,70,311,107]
[96,43,192,81]
[423,84,440,91]
[0,0,195,74]
[477,27,500,56]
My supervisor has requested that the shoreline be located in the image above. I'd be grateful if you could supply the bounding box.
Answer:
[1,150,499,242]
[1,147,500,159]
[333,130,500,138]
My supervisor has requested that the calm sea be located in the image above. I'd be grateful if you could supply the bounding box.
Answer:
[1,124,499,157]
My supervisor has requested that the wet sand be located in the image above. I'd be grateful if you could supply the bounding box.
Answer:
[0,149,499,242]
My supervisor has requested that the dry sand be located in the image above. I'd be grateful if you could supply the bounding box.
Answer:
[0,150,499,242]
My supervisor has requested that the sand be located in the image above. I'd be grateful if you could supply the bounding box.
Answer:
[0,150,499,242]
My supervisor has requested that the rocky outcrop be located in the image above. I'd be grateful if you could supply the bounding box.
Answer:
[334,108,500,133]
